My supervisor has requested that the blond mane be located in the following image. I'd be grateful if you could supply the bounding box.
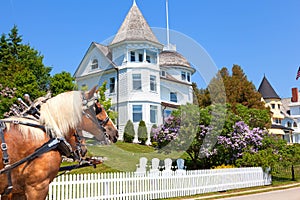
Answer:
[3,117,46,141]
[39,91,83,138]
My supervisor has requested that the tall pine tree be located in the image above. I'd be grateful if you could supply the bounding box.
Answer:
[0,26,52,117]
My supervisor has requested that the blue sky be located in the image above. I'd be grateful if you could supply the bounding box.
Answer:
[1,0,300,98]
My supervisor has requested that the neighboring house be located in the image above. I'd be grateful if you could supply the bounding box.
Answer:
[281,88,300,144]
[258,76,292,140]
[74,2,195,142]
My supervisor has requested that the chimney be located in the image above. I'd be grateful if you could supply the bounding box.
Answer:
[291,88,298,102]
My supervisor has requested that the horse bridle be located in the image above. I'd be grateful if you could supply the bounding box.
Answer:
[73,130,86,160]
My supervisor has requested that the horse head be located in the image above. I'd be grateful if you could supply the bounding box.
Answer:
[94,101,118,143]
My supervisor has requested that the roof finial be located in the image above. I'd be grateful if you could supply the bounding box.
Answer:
[133,0,137,6]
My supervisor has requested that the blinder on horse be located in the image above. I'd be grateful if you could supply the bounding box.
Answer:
[0,93,99,196]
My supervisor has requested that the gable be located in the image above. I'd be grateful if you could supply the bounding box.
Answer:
[74,42,115,78]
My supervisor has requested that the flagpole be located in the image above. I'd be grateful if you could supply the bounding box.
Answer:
[166,0,170,48]
[296,66,300,80]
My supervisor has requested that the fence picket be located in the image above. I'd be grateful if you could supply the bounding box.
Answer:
[46,167,270,200]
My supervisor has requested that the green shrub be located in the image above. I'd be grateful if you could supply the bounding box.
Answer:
[138,120,147,144]
[123,120,135,143]
[150,124,158,147]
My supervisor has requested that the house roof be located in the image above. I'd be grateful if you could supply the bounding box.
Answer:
[159,50,191,69]
[110,1,160,46]
[258,75,280,99]
[94,42,112,61]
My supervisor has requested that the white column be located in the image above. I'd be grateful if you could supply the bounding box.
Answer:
[143,49,146,62]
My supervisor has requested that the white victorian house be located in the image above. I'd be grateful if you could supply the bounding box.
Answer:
[74,2,195,142]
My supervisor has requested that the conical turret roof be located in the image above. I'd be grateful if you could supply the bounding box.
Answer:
[110,1,160,46]
[258,75,280,99]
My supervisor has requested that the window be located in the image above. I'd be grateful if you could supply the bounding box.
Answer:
[146,55,151,63]
[139,54,143,62]
[132,74,142,90]
[150,105,157,123]
[278,104,281,109]
[181,71,186,81]
[161,70,166,77]
[150,75,157,92]
[109,77,115,93]
[164,110,172,119]
[293,122,297,127]
[130,51,135,62]
[187,72,191,82]
[170,92,177,103]
[287,121,292,127]
[91,59,98,70]
[181,71,191,82]
[271,104,275,109]
[133,105,142,122]
[274,118,281,124]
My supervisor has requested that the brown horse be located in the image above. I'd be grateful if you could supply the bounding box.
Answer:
[0,87,118,200]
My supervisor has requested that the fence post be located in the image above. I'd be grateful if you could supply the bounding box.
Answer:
[292,165,295,181]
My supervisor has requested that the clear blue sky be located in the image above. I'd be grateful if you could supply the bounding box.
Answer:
[2,0,299,98]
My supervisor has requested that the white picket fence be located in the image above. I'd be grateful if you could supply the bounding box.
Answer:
[47,167,271,200]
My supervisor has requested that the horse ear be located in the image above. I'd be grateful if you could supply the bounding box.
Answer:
[85,85,97,100]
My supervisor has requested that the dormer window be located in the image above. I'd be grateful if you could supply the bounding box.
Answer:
[130,51,135,62]
[146,55,151,63]
[181,71,191,82]
[138,54,143,62]
[293,122,297,127]
[161,70,166,77]
[91,59,98,70]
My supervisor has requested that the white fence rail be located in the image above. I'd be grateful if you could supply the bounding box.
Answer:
[47,167,271,200]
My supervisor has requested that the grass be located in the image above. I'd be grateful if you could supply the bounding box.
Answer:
[59,143,300,199]
[61,141,189,174]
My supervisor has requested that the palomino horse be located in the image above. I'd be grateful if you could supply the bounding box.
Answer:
[0,87,118,200]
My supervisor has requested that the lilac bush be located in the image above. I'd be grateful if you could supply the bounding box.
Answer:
[152,115,181,148]
[218,121,265,161]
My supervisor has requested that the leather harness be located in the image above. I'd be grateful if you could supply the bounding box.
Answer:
[0,93,109,196]
[0,120,73,196]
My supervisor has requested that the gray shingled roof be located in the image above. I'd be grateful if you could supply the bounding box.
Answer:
[94,42,112,61]
[159,50,191,68]
[110,2,160,46]
[258,76,280,99]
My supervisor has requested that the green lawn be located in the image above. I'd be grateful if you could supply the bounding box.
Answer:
[61,141,189,174]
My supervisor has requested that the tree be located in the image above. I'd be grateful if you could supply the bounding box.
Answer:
[0,26,51,117]
[235,104,271,129]
[221,65,265,110]
[97,81,118,123]
[194,65,265,111]
[49,71,75,96]
[192,83,211,107]
[138,120,147,145]
[123,120,135,143]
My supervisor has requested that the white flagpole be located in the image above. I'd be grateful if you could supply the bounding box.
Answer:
[166,0,170,47]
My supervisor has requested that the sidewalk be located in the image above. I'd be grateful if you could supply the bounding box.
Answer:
[182,183,300,200]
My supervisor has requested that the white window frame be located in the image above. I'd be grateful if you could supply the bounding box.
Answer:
[150,105,158,124]
[170,92,177,103]
[133,105,143,122]
[109,77,116,94]
[150,75,157,92]
[132,74,142,90]
[91,59,98,70]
